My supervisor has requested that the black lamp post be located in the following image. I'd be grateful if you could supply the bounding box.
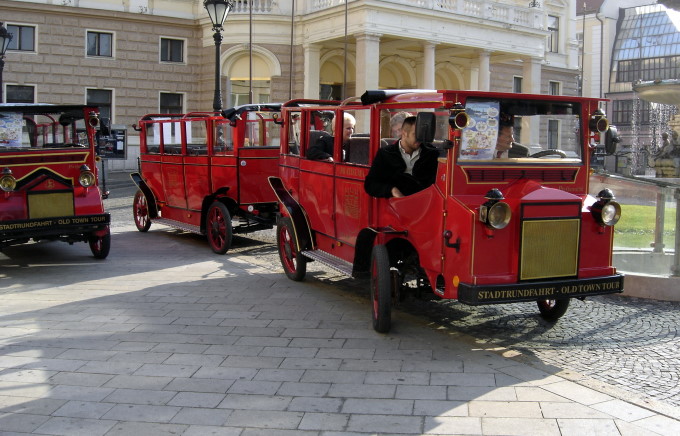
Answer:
[204,0,234,112]
[0,23,14,103]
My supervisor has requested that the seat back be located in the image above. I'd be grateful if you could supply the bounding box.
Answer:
[347,137,370,165]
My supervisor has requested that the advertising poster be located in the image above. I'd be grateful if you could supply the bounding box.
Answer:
[460,100,500,159]
[0,112,24,147]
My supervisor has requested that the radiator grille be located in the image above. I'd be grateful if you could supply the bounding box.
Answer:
[520,219,579,280]
[28,192,75,219]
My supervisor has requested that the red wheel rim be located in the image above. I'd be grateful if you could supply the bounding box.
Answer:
[279,225,297,273]
[208,207,226,250]
[134,195,148,228]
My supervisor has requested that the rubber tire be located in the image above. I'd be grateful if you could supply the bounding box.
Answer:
[133,190,151,232]
[537,298,570,322]
[89,226,111,259]
[370,244,392,333]
[277,217,307,281]
[206,201,233,254]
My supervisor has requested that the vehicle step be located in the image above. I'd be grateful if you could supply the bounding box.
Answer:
[302,250,354,277]
[153,218,201,234]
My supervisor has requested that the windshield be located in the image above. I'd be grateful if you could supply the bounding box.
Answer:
[1,109,89,150]
[457,98,583,163]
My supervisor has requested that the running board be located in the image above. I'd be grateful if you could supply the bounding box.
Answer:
[302,250,354,277]
[153,218,201,234]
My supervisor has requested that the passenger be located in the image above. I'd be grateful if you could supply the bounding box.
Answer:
[389,111,412,138]
[494,123,529,158]
[307,112,356,162]
[364,116,439,198]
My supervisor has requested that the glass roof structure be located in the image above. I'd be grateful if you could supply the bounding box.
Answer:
[613,4,680,61]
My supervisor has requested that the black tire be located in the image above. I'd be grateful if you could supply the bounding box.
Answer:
[133,190,151,232]
[537,298,570,322]
[89,226,111,259]
[370,244,392,333]
[206,201,233,254]
[277,217,307,281]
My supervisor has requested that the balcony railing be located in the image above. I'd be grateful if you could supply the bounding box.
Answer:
[233,1,544,30]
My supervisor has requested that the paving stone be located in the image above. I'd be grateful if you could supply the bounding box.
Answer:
[481,417,561,436]
[287,397,343,413]
[224,409,304,429]
[52,400,115,419]
[33,416,117,436]
[298,412,349,430]
[348,414,423,433]
[101,403,181,423]
[170,407,230,425]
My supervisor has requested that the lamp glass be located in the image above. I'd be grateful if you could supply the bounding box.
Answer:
[204,0,233,28]
[0,27,12,56]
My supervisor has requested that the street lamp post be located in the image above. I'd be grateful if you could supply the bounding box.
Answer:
[0,23,14,103]
[203,0,234,112]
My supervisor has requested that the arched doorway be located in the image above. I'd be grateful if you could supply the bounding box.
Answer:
[223,46,281,106]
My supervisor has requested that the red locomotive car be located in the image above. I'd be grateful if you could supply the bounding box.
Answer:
[270,90,624,332]
[0,104,111,258]
[131,104,281,253]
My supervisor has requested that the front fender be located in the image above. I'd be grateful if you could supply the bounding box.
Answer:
[130,173,159,218]
[268,176,313,251]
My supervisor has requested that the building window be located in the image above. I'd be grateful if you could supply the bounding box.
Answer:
[160,38,183,63]
[548,120,559,149]
[160,93,183,114]
[87,89,113,121]
[5,85,35,103]
[549,81,561,95]
[87,31,113,57]
[513,76,523,93]
[612,99,651,125]
[7,25,35,52]
[548,15,559,53]
[617,56,680,83]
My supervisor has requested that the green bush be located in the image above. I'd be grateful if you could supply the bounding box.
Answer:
[614,204,677,249]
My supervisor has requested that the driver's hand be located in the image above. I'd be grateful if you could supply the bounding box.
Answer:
[391,187,404,198]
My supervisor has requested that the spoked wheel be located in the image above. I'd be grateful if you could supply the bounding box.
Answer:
[133,190,151,232]
[89,226,111,259]
[537,298,570,322]
[277,217,307,281]
[370,244,392,333]
[206,201,232,254]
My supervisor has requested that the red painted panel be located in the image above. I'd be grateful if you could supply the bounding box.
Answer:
[161,155,187,210]
[183,156,210,212]
[237,148,279,204]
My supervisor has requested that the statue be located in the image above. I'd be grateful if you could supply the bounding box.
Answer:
[653,129,680,177]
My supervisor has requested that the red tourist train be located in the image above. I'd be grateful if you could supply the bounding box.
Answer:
[269,90,624,332]
[0,104,111,258]
[130,104,282,253]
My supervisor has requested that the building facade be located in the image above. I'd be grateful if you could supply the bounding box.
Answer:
[2,0,581,169]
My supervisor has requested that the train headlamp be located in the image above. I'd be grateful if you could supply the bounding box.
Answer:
[79,165,96,188]
[479,188,511,230]
[448,103,470,130]
[591,188,621,226]
[589,108,609,133]
[0,168,17,192]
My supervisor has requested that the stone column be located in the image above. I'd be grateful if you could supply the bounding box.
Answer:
[522,57,542,144]
[477,50,491,91]
[303,43,321,99]
[355,33,381,95]
[421,42,436,89]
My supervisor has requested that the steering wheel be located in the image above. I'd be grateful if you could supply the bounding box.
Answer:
[530,149,567,158]
[63,143,85,148]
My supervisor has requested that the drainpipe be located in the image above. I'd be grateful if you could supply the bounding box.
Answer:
[595,12,604,99]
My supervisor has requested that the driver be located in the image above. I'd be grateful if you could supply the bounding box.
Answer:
[364,116,439,198]
[494,121,529,158]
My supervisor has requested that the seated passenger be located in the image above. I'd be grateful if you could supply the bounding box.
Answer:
[307,113,355,162]
[389,111,412,138]
[364,116,439,198]
[494,123,529,159]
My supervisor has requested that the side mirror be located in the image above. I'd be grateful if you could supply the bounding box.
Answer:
[604,125,620,155]
[416,112,436,143]
[272,112,283,125]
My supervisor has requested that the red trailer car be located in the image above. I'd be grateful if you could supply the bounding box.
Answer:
[130,104,282,253]
[0,104,111,259]
[269,90,624,332]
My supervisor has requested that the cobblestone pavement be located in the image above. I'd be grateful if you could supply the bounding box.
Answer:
[110,173,680,411]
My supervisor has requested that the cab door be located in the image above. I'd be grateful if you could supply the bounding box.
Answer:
[237,112,280,205]
[160,120,187,210]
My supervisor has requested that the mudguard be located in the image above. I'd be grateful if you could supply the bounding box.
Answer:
[130,173,159,219]
[268,176,313,252]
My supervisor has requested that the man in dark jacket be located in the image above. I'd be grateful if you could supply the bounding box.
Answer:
[364,116,439,198]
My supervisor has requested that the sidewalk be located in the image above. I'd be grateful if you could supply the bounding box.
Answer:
[1,218,678,435]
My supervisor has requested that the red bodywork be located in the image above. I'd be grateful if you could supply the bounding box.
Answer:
[0,104,111,258]
[131,104,281,251]
[271,90,623,325]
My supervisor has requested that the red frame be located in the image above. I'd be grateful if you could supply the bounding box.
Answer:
[131,105,282,252]
[271,90,624,329]
[0,104,110,258]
